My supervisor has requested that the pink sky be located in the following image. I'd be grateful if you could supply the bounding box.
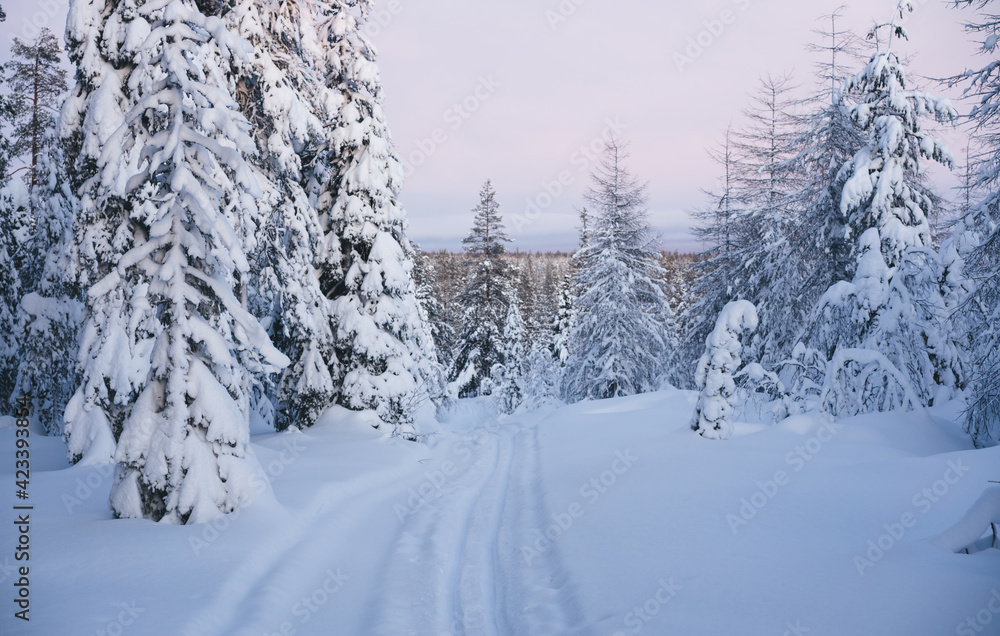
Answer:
[371,0,983,252]
[1,0,986,252]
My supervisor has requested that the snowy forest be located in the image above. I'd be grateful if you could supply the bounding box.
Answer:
[1,0,1000,634]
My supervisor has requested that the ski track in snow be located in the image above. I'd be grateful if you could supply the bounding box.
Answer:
[177,405,592,635]
[176,459,428,636]
[495,420,592,636]
[363,407,591,635]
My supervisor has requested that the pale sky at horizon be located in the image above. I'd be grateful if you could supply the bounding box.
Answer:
[0,0,987,252]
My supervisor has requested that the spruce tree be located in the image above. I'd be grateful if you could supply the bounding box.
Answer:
[550,280,574,366]
[0,179,28,412]
[562,139,675,401]
[61,0,145,463]
[14,147,83,434]
[490,295,527,414]
[413,247,456,368]
[523,341,561,411]
[801,2,959,413]
[65,0,289,522]
[691,300,758,441]
[450,180,519,398]
[224,0,338,431]
[314,0,435,436]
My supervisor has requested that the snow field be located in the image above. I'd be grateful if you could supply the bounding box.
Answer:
[1,390,998,635]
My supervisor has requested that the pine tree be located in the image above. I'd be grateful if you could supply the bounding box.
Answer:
[801,2,958,413]
[0,4,17,180]
[691,300,758,441]
[450,180,519,398]
[66,0,289,522]
[314,0,433,436]
[7,28,68,190]
[562,139,675,402]
[951,0,1000,445]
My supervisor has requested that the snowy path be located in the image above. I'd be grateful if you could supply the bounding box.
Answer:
[176,449,430,636]
[362,408,589,635]
[494,421,591,636]
[7,392,995,636]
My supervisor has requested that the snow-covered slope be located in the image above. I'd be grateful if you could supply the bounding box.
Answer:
[1,391,997,635]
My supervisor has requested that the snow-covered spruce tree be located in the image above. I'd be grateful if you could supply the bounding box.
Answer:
[13,148,83,434]
[313,0,435,436]
[691,300,758,441]
[523,341,561,411]
[789,9,867,298]
[7,28,68,190]
[490,293,527,415]
[450,180,520,398]
[562,139,675,401]
[0,179,29,412]
[60,0,150,463]
[807,231,945,418]
[951,0,1000,445]
[88,0,289,523]
[550,279,574,365]
[413,246,456,368]
[221,0,339,431]
[801,4,959,413]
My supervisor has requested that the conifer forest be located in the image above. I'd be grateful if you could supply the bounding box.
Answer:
[0,1,999,634]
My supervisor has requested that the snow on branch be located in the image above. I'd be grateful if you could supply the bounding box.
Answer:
[820,348,921,419]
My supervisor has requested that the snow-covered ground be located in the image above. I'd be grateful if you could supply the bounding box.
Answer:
[2,390,998,635]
